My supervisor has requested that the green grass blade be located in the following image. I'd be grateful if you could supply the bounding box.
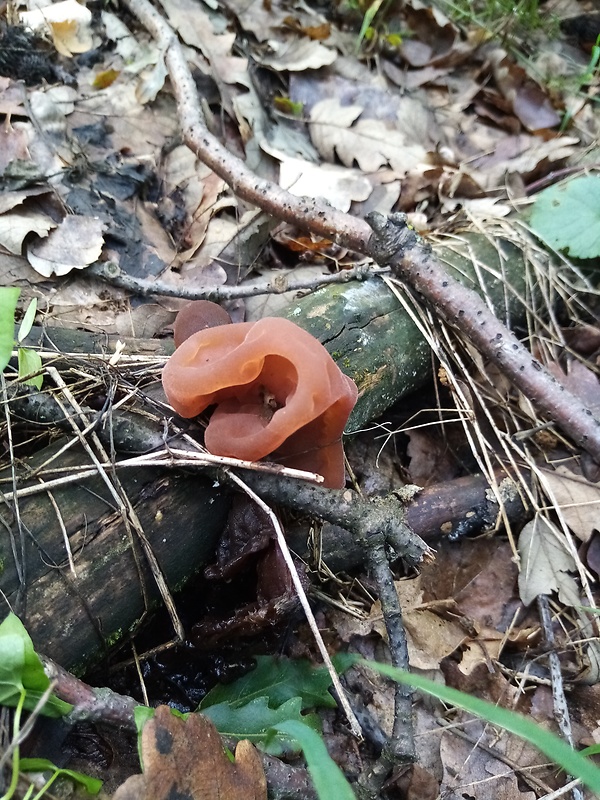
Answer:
[273,720,355,799]
[365,660,600,794]
[0,287,20,372]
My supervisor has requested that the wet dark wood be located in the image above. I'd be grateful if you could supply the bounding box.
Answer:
[0,440,229,672]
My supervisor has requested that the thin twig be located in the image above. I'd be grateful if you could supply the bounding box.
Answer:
[538,596,584,800]
[89,260,388,300]
[0,447,322,503]
[226,469,364,740]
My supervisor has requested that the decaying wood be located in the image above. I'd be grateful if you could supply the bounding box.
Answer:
[3,218,538,676]
[0,435,229,671]
[0,369,525,672]
[287,472,528,573]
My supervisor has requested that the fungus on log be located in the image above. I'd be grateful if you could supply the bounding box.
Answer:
[173,299,233,347]
[163,308,358,489]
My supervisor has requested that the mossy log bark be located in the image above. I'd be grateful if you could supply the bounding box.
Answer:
[2,231,535,669]
[280,231,534,429]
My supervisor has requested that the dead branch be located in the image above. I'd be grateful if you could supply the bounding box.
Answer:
[366,213,600,462]
[237,471,433,569]
[89,260,387,301]
[120,0,600,465]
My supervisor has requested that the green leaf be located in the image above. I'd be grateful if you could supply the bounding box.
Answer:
[273,720,355,800]
[530,175,600,258]
[580,743,600,758]
[0,613,72,717]
[203,697,320,755]
[134,704,156,734]
[0,286,20,372]
[18,347,43,389]
[134,706,154,766]
[365,660,600,795]
[17,297,37,343]
[20,758,103,794]
[200,654,355,711]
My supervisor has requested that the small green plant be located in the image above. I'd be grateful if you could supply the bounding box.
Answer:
[529,173,600,258]
[4,614,600,798]
[135,654,358,797]
[269,720,354,799]
[436,0,557,38]
[18,759,102,798]
[0,614,102,799]
[560,35,600,131]
[350,0,403,52]
[355,0,385,50]
[0,288,43,389]
[574,34,600,87]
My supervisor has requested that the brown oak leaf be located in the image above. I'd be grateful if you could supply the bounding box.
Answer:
[113,705,267,800]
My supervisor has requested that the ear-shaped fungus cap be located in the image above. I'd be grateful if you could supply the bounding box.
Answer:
[162,317,358,488]
[173,300,232,348]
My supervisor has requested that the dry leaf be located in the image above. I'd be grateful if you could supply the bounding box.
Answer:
[92,68,120,90]
[517,515,580,607]
[363,578,468,670]
[457,630,504,675]
[223,0,291,41]
[136,57,169,105]
[491,52,560,132]
[113,705,267,800]
[160,0,250,89]
[0,187,50,215]
[400,3,460,67]
[440,717,537,800]
[26,216,105,277]
[102,12,159,74]
[541,464,600,543]
[310,99,427,174]
[278,156,372,212]
[0,122,30,176]
[20,0,93,55]
[0,78,26,115]
[262,37,336,71]
[468,133,578,189]
[0,208,56,254]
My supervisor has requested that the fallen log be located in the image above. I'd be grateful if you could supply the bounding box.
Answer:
[0,436,230,672]
[1,231,534,668]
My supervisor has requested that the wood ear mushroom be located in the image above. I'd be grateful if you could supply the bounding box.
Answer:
[163,306,358,488]
[173,299,232,347]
